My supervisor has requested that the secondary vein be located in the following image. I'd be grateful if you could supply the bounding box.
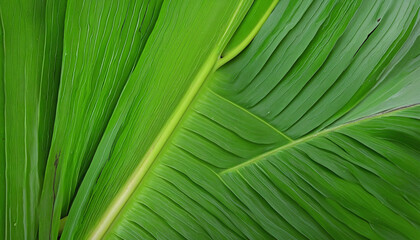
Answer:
[219,103,420,175]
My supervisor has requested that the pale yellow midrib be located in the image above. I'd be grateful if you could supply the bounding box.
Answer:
[87,2,250,238]
[88,50,220,240]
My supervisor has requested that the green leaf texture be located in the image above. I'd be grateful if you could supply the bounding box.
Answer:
[0,0,64,238]
[1,0,419,239]
[62,0,252,238]
[63,0,420,239]
[38,0,164,239]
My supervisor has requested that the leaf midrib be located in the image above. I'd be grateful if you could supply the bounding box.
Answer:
[88,48,221,240]
[87,2,251,238]
[219,103,420,175]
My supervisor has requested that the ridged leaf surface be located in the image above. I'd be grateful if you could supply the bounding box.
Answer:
[64,0,420,239]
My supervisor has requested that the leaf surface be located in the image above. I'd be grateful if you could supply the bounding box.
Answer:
[62,0,253,238]
[63,0,420,239]
[0,0,64,237]
[38,0,165,238]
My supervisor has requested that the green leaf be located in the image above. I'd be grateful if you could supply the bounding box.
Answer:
[38,0,165,239]
[61,0,252,239]
[1,0,417,238]
[0,0,63,237]
[63,0,420,239]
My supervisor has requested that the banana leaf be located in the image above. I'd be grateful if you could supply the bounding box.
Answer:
[61,0,253,238]
[60,0,420,239]
[1,0,420,239]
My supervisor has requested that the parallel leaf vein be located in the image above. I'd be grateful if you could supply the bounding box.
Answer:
[209,89,293,142]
